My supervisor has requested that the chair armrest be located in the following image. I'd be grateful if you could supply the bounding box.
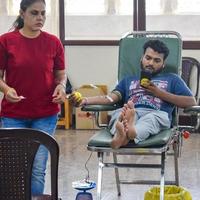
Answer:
[183,106,200,115]
[81,104,120,128]
[81,104,120,112]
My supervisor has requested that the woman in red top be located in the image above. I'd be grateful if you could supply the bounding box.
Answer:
[0,0,66,195]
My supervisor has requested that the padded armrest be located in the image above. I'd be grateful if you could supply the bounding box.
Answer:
[81,104,120,112]
[183,106,200,114]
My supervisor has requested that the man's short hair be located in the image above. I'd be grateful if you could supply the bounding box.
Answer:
[143,40,169,60]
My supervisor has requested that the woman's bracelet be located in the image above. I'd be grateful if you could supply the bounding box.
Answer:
[58,82,66,89]
[4,87,13,96]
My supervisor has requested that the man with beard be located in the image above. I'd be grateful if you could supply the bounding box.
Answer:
[71,40,197,149]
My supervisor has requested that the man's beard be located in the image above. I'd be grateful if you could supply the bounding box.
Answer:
[140,62,164,76]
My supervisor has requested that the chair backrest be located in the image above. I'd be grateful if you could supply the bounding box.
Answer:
[118,31,182,81]
[0,128,59,200]
[182,56,200,102]
[117,31,182,126]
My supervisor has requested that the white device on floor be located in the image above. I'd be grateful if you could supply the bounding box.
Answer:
[72,179,96,191]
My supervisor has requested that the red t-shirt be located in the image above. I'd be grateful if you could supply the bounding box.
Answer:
[0,30,65,118]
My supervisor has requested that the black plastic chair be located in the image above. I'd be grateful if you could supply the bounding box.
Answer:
[0,128,59,200]
[179,57,200,132]
[182,57,200,102]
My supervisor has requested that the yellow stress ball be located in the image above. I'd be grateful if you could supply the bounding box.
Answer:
[140,78,150,87]
[74,91,82,102]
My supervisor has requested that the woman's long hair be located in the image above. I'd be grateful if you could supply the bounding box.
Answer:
[11,0,46,30]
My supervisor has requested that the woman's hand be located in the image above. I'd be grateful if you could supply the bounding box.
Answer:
[52,84,66,104]
[5,87,25,103]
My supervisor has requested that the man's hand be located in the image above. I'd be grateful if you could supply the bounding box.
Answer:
[68,91,86,107]
[143,81,161,97]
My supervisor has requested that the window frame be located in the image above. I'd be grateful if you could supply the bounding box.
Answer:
[59,0,200,49]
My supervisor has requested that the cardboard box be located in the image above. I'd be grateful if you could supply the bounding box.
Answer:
[75,85,108,129]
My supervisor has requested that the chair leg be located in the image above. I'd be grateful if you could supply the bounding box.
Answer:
[160,152,166,200]
[195,113,200,132]
[97,152,104,200]
[173,142,179,186]
[113,153,121,196]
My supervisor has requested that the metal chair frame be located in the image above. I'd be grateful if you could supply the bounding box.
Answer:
[83,31,184,200]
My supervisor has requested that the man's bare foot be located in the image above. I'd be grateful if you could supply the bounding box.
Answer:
[111,120,129,149]
[123,101,137,140]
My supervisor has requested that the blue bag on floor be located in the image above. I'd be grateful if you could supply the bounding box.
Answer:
[75,191,93,200]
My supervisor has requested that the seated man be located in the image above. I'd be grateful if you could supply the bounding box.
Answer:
[71,40,197,149]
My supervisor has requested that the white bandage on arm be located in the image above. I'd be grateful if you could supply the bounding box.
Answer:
[105,95,114,102]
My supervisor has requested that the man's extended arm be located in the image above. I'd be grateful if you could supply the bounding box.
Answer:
[80,92,120,106]
[147,82,197,108]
